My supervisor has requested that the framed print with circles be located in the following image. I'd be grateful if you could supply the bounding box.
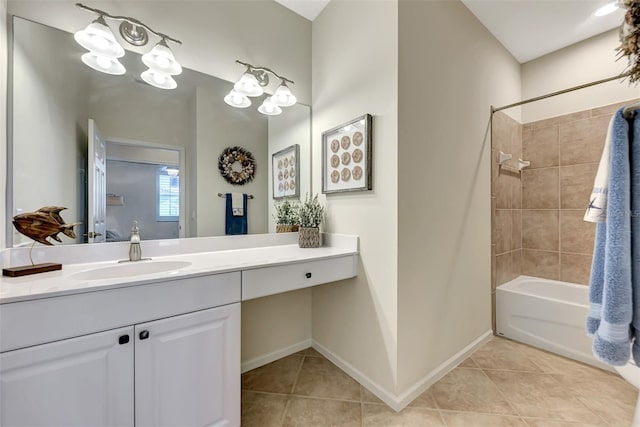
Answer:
[321,114,372,193]
[272,144,300,199]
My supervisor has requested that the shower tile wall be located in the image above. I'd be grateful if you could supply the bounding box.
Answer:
[491,112,522,328]
[492,99,639,291]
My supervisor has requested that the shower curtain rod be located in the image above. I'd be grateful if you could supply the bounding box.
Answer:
[491,72,632,113]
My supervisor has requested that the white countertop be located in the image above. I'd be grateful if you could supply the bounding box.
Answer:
[0,234,358,304]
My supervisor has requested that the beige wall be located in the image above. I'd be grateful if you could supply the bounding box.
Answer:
[311,0,399,393]
[267,104,311,232]
[5,0,312,367]
[195,84,268,237]
[12,17,88,245]
[397,0,521,393]
[1,0,7,249]
[522,29,639,123]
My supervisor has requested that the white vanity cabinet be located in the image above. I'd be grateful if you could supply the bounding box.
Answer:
[135,304,240,427]
[0,273,242,427]
[0,326,135,427]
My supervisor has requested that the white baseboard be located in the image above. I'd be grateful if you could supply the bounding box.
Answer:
[311,339,401,410]
[394,330,493,410]
[312,330,493,412]
[241,339,312,373]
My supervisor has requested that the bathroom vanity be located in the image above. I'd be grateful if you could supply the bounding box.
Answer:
[0,234,358,426]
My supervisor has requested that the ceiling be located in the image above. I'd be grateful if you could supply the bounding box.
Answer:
[458,0,625,63]
[276,0,626,64]
[274,0,330,21]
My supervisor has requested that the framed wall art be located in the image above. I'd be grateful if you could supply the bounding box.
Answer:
[272,144,300,199]
[322,114,372,193]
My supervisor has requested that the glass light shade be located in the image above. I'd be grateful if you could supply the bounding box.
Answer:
[233,72,264,97]
[74,18,125,58]
[141,69,177,90]
[271,82,297,107]
[224,90,251,108]
[594,1,619,16]
[257,97,282,116]
[81,52,126,75]
[142,40,182,75]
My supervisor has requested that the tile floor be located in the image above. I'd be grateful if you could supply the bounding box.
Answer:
[241,337,638,426]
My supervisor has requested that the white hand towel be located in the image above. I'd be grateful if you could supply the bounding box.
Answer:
[231,192,244,217]
[584,115,615,223]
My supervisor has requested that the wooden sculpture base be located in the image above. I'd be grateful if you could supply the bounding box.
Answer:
[2,263,62,277]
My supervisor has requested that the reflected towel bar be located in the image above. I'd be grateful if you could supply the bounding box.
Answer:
[217,193,254,199]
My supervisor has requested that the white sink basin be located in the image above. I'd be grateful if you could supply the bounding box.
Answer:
[71,261,192,281]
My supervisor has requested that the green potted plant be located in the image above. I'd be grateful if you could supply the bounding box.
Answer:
[273,199,299,233]
[297,193,324,248]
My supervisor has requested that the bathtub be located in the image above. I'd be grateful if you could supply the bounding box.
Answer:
[496,275,612,371]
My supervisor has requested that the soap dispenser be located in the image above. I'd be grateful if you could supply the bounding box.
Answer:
[129,221,142,261]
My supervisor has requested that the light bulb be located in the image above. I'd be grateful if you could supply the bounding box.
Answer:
[156,55,170,69]
[258,97,282,115]
[233,72,263,97]
[224,89,251,108]
[91,34,109,51]
[96,56,112,69]
[271,82,297,107]
[142,40,182,75]
[153,73,167,85]
[141,69,177,90]
[74,17,124,58]
[81,52,126,75]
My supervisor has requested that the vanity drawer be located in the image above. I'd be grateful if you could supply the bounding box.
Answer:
[0,272,241,353]
[241,255,357,300]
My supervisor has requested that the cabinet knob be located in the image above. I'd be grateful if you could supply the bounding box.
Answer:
[118,334,130,345]
[139,330,150,340]
[305,272,312,279]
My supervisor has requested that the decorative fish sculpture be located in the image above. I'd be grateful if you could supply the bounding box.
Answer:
[13,206,81,246]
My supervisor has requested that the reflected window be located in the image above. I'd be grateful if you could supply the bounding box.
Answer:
[157,167,179,221]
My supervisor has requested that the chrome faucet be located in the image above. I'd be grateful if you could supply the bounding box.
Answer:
[129,221,142,262]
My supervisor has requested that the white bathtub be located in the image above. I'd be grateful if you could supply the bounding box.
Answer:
[496,275,612,371]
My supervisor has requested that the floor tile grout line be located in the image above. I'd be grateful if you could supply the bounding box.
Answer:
[289,353,306,395]
[575,395,617,427]
[478,366,523,418]
[279,398,291,427]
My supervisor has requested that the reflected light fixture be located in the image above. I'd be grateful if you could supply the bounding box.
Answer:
[74,3,182,89]
[594,1,621,16]
[224,90,251,108]
[225,60,297,115]
[257,97,283,116]
[165,166,179,177]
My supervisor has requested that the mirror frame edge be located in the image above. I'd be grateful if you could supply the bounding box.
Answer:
[5,15,15,249]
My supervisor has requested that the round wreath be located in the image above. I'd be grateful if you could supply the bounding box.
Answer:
[618,0,640,83]
[218,146,256,185]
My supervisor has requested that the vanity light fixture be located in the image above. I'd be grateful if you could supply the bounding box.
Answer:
[224,60,297,115]
[74,3,182,89]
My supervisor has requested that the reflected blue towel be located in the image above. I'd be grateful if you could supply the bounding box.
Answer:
[225,193,247,235]
[631,113,640,365]
[587,109,636,366]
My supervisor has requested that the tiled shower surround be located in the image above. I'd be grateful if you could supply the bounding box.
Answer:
[492,99,640,296]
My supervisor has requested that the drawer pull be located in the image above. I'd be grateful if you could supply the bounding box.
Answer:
[118,334,130,345]
[139,330,150,340]
[305,272,312,279]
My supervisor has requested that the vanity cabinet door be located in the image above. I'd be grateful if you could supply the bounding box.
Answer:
[0,326,134,427]
[135,303,240,427]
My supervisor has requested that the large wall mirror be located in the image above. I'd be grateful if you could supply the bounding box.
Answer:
[8,16,310,247]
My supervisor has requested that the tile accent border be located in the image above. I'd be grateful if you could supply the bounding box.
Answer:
[312,330,493,412]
